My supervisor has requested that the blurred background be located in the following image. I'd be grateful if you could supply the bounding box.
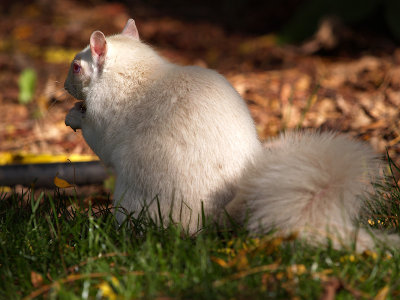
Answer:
[1,0,400,189]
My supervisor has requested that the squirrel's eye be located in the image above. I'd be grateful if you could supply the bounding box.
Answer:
[73,62,81,74]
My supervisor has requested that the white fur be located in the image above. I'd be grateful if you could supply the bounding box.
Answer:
[65,34,262,232]
[226,131,399,251]
[65,21,399,249]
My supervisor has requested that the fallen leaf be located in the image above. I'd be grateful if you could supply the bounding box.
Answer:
[54,176,74,188]
[374,285,390,300]
[211,256,230,268]
[44,48,78,64]
[320,278,341,300]
[13,24,33,40]
[213,263,279,287]
[18,68,37,105]
[31,271,43,288]
[235,252,249,270]
[98,281,117,300]
[0,186,11,193]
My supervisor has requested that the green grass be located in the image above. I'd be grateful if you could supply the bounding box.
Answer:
[1,170,400,299]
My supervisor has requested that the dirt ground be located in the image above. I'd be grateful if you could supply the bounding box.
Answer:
[1,0,400,173]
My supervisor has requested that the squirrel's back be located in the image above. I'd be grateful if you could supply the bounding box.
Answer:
[104,54,263,230]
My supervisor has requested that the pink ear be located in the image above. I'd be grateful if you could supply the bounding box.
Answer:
[90,31,107,68]
[121,19,139,40]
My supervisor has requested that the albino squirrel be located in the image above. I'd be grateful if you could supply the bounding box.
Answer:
[65,19,398,251]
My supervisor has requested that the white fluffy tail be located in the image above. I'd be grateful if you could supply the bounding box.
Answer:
[226,131,399,251]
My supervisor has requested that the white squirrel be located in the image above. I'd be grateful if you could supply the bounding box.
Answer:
[65,19,398,251]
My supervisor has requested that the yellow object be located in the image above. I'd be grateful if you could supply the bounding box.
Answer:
[54,176,74,188]
[340,254,357,263]
[98,277,120,300]
[0,152,99,165]
[44,47,78,64]
[374,285,389,300]
[363,249,378,260]
[211,256,230,268]
[98,282,117,300]
[0,186,11,193]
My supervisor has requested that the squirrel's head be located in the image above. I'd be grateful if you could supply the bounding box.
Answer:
[64,19,140,101]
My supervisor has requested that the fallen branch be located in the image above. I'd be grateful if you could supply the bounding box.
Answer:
[0,161,108,188]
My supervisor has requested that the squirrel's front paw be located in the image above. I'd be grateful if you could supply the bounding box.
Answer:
[65,101,85,131]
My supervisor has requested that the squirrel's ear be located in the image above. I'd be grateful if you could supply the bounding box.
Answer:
[90,31,107,68]
[122,19,139,40]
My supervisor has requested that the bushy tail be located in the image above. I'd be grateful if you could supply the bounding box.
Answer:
[226,131,399,251]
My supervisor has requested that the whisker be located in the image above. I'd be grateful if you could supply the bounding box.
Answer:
[47,99,59,111]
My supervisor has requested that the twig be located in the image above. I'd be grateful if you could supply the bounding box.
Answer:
[213,263,279,287]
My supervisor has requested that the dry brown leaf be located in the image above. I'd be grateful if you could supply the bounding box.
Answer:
[54,176,74,188]
[320,278,341,300]
[374,285,390,300]
[210,256,230,268]
[30,271,43,288]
